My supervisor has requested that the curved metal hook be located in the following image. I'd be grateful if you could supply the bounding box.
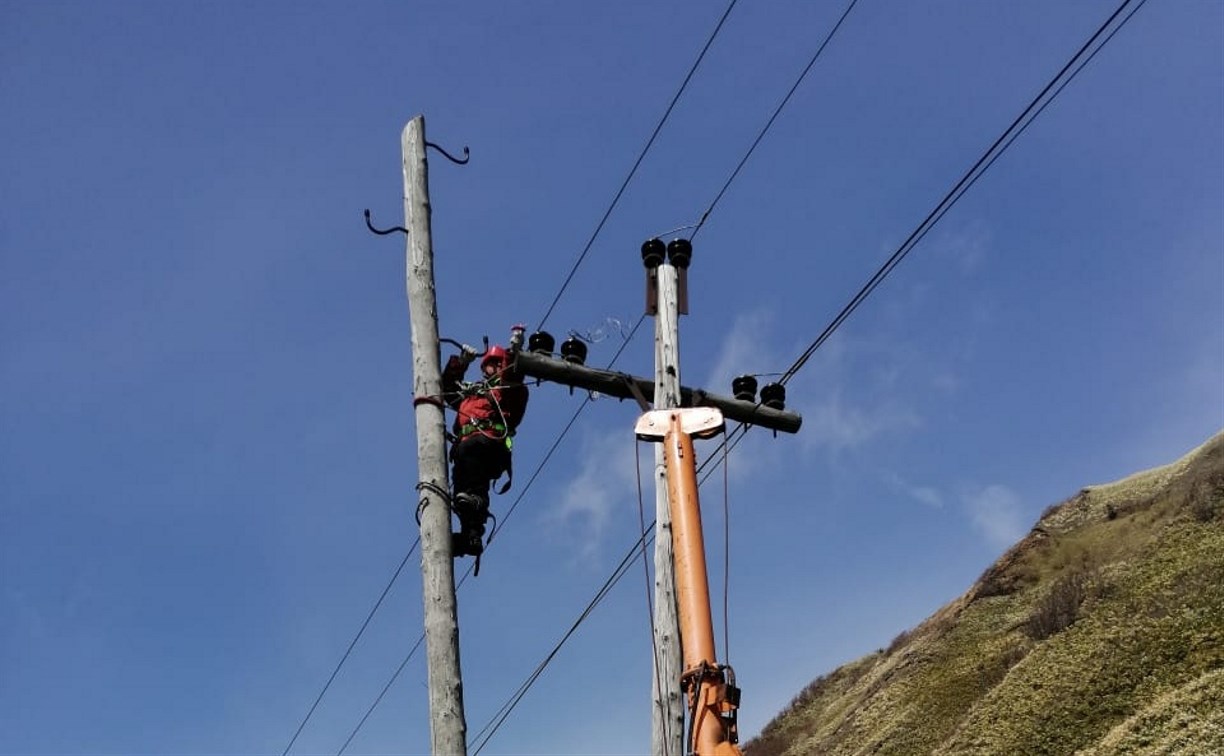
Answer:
[425,141,470,165]
[440,336,490,358]
[364,208,409,236]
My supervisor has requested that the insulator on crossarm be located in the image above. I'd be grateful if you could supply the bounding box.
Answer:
[760,382,786,410]
[666,238,692,269]
[528,331,555,354]
[560,337,588,365]
[732,375,758,403]
[641,238,665,269]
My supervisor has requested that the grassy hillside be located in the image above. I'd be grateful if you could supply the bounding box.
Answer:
[744,431,1224,756]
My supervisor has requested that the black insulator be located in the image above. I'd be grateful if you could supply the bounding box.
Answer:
[528,331,555,354]
[760,382,786,410]
[732,375,758,403]
[666,238,692,269]
[641,238,665,269]
[560,337,588,365]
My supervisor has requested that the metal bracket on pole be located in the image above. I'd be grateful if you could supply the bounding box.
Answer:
[622,374,652,413]
[635,407,725,441]
[364,209,410,236]
[424,141,471,165]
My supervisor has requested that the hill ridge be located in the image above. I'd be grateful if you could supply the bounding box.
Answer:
[745,431,1224,756]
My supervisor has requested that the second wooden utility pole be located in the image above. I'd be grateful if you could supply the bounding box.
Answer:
[645,238,690,756]
[402,115,467,756]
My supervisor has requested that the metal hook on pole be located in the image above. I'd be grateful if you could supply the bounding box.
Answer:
[425,141,470,165]
[364,208,409,236]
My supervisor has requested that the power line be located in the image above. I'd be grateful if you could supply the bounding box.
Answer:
[535,0,740,331]
[280,544,418,756]
[470,513,654,755]
[779,0,1146,386]
[691,0,860,241]
[689,0,1149,489]
[695,0,1149,481]
[336,633,426,756]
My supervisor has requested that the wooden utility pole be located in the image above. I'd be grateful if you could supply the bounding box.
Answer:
[650,253,685,756]
[511,240,799,756]
[402,115,467,756]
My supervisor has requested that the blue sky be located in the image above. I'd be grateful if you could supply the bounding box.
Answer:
[2,1,1221,754]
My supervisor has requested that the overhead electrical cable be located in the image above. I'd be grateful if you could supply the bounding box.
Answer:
[535,0,740,331]
[778,0,1145,386]
[470,520,655,755]
[280,545,418,756]
[691,0,860,241]
[695,0,1147,487]
[335,633,426,755]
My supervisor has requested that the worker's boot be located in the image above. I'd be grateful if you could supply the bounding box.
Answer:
[451,493,490,558]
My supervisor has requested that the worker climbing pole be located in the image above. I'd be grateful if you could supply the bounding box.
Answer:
[440,325,529,575]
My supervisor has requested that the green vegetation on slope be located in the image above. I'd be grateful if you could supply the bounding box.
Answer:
[745,432,1224,756]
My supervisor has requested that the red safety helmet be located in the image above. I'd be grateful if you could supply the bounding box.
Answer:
[481,345,508,371]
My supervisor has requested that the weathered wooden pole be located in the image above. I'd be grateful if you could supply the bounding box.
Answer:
[648,245,685,756]
[402,115,467,756]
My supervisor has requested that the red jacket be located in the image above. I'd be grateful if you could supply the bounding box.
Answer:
[442,355,529,442]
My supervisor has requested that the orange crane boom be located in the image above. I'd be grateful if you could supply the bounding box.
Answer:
[636,408,742,756]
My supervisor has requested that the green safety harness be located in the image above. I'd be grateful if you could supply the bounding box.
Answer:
[454,379,516,493]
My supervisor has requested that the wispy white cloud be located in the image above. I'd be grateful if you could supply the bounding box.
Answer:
[799,387,922,455]
[788,337,923,456]
[701,309,787,482]
[931,219,991,275]
[543,425,643,561]
[705,310,926,464]
[704,309,778,392]
[929,368,962,395]
[884,471,945,509]
[961,484,1027,549]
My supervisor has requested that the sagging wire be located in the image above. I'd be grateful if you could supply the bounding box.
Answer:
[697,0,1151,487]
[567,316,632,346]
[535,0,741,331]
[691,0,861,242]
[280,543,419,756]
[779,0,1148,387]
[335,633,426,755]
[470,524,654,756]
